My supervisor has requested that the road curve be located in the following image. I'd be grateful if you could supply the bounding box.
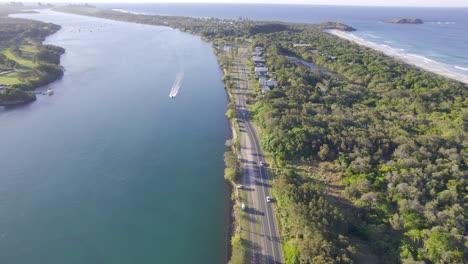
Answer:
[235,49,283,264]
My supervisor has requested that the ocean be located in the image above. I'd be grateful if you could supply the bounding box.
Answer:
[100,3,468,79]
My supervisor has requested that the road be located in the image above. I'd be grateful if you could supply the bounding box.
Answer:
[235,49,283,264]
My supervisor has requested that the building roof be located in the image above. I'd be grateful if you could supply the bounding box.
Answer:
[261,86,271,94]
[252,56,265,62]
[260,78,278,87]
[254,67,268,72]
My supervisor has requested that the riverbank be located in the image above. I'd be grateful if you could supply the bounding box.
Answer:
[0,7,65,106]
[326,29,468,84]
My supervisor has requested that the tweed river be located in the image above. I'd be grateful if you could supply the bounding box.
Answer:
[0,10,228,263]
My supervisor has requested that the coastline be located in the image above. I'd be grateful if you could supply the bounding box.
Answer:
[0,11,64,106]
[326,29,468,84]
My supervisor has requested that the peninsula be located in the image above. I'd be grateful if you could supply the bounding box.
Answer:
[0,5,64,106]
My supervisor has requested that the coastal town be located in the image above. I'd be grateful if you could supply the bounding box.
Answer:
[252,46,278,94]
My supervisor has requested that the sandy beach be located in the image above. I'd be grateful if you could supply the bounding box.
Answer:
[326,29,468,84]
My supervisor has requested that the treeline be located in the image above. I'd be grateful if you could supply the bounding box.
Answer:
[276,170,355,263]
[250,29,466,263]
[0,16,60,46]
[54,5,350,42]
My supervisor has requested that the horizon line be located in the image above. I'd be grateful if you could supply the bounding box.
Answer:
[6,1,468,8]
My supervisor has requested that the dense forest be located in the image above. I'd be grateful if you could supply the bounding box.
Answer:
[249,30,466,263]
[46,5,468,263]
[0,5,64,105]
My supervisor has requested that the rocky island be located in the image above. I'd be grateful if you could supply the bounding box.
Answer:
[384,18,424,24]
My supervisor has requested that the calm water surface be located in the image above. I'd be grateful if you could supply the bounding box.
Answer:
[1,10,228,263]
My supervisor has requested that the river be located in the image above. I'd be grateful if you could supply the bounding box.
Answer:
[0,10,228,263]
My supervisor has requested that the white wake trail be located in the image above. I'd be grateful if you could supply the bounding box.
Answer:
[169,69,184,98]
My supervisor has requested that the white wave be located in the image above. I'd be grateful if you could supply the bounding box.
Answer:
[429,21,456,25]
[325,29,468,84]
[406,53,439,64]
[169,69,184,98]
[384,40,395,44]
[455,66,468,71]
[363,33,381,39]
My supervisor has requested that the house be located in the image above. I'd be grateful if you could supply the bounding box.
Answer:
[252,51,262,56]
[261,86,271,94]
[260,78,277,87]
[255,46,264,53]
[252,56,265,64]
[254,67,268,76]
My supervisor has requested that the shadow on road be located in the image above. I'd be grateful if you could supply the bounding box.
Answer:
[242,213,257,224]
[254,179,272,188]
[241,237,267,264]
[242,159,257,165]
[246,207,264,216]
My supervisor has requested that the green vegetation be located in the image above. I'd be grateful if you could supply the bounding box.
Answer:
[0,6,64,106]
[55,5,467,263]
[249,31,466,263]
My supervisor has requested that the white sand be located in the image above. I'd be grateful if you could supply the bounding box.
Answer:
[326,29,468,84]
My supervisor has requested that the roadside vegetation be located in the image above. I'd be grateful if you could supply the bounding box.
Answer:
[0,5,64,106]
[249,31,466,263]
[56,5,466,264]
[217,45,249,264]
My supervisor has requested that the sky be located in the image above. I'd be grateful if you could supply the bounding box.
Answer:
[6,0,468,7]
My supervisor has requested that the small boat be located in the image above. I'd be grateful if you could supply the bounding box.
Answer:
[42,89,54,95]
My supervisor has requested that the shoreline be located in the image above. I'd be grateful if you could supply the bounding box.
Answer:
[326,29,468,84]
[0,12,64,106]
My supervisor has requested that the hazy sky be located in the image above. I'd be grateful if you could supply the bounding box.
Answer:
[8,0,468,7]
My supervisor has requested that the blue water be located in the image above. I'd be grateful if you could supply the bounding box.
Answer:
[101,3,468,77]
[1,10,228,263]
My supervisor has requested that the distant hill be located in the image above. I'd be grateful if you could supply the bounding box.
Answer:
[384,18,423,24]
[319,22,356,31]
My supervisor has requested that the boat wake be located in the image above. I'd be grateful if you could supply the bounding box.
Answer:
[169,69,184,98]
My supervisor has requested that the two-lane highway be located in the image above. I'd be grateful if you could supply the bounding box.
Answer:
[235,48,283,264]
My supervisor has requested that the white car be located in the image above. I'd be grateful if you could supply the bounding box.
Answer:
[236,184,245,189]
[241,203,246,211]
[259,161,266,166]
[266,196,272,203]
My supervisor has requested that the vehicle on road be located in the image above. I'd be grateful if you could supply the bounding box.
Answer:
[266,196,272,203]
[236,184,245,189]
[241,203,246,211]
[259,161,266,166]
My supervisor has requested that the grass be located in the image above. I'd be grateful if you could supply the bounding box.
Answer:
[0,44,41,85]
[3,47,37,68]
[0,71,21,85]
[20,43,39,61]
